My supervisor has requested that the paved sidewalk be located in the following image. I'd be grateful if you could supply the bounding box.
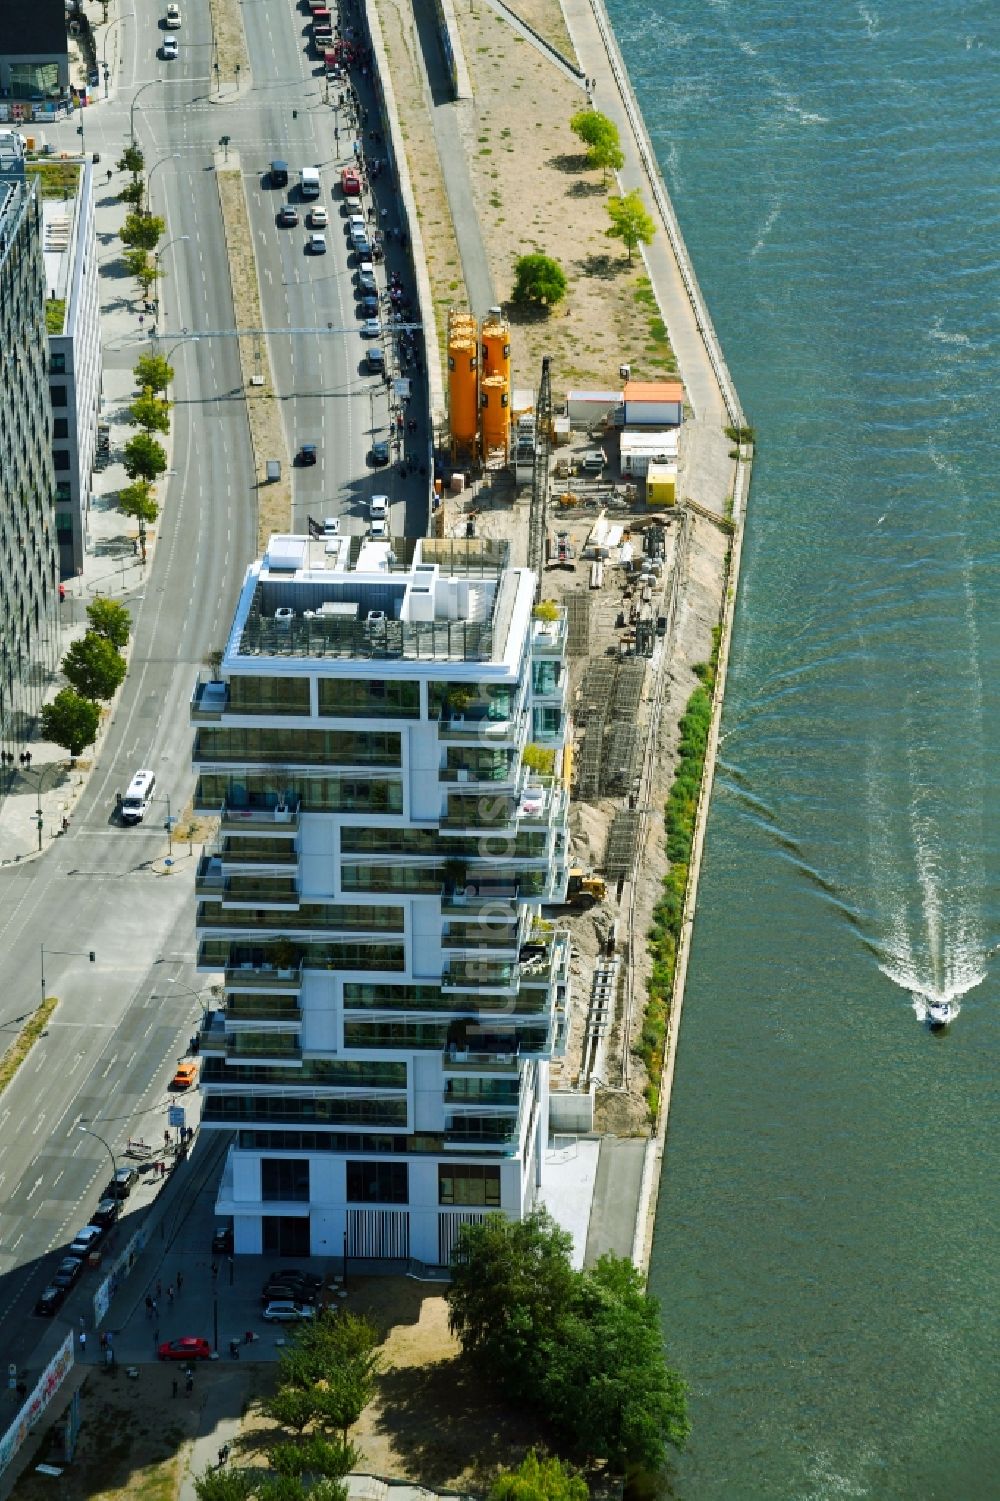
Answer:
[0,134,177,863]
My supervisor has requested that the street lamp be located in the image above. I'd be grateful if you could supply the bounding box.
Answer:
[19,763,62,851]
[40,944,96,1004]
[153,792,174,855]
[78,1122,118,1183]
[129,79,162,147]
[145,153,180,213]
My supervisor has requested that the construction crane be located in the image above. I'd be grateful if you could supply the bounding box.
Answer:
[527,356,552,589]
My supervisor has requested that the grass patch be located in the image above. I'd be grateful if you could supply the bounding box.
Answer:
[26,160,81,197]
[45,298,66,334]
[637,626,721,1120]
[0,996,58,1095]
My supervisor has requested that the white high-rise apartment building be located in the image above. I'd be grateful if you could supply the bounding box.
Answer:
[191,533,570,1265]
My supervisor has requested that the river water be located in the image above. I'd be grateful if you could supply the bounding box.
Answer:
[606,1,1000,1495]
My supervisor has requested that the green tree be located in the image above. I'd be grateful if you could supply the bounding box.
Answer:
[118,479,160,560]
[447,1210,576,1397]
[270,1434,354,1485]
[137,259,164,297]
[490,1452,588,1501]
[512,253,567,310]
[539,1256,690,1469]
[118,178,145,209]
[62,631,126,702]
[193,1474,253,1501]
[40,689,100,760]
[123,431,168,484]
[120,211,165,253]
[569,108,617,151]
[117,144,145,179]
[86,598,131,650]
[129,386,172,435]
[134,351,174,395]
[605,189,656,264]
[588,132,624,182]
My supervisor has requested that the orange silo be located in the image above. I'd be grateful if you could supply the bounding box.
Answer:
[481,312,511,387]
[448,334,479,455]
[480,374,510,459]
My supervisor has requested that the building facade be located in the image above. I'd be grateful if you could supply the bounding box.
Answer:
[0,132,60,770]
[191,534,570,1265]
[37,157,101,577]
[0,0,69,103]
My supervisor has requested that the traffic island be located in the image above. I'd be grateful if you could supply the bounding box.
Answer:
[214,153,293,549]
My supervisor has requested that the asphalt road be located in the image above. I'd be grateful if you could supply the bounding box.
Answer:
[0,0,425,1373]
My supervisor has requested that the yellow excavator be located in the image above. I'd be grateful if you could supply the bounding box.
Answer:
[567,869,608,909]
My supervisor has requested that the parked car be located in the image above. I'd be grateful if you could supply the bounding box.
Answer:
[68,1226,103,1258]
[211,1225,234,1254]
[297,442,318,466]
[171,1060,199,1090]
[158,1336,212,1361]
[370,494,388,519]
[359,317,380,339]
[347,214,367,237]
[162,37,178,59]
[366,347,385,374]
[53,1257,85,1290]
[261,1300,316,1323]
[260,1283,316,1307]
[356,269,377,296]
[307,232,327,255]
[35,1285,64,1316]
[277,204,299,227]
[369,440,390,467]
[90,1198,120,1229]
[104,1166,136,1200]
[358,293,380,317]
[370,518,389,540]
[321,517,340,536]
[268,1268,323,1293]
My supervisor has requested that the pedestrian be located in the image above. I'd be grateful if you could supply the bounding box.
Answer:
[172,1377,178,1398]
[79,1316,85,1333]
[167,1284,174,1304]
[211,1262,218,1280]
[176,1271,184,1293]
[145,1294,153,1318]
[79,1331,86,1353]
[185,1372,193,1396]
[138,313,144,327]
[151,1297,158,1318]
[218,1443,230,1467]
[244,1328,253,1345]
[229,1338,240,1359]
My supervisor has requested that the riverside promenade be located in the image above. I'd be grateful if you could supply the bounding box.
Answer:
[554,0,754,1267]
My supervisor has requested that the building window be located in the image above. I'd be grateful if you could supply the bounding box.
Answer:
[52,451,70,471]
[55,483,71,504]
[50,384,67,407]
[229,675,311,714]
[53,418,69,440]
[346,1160,409,1204]
[318,677,420,718]
[438,1164,501,1207]
[49,352,67,374]
[261,1157,310,1202]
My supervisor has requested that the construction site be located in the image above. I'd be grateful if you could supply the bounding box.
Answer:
[437,310,734,1133]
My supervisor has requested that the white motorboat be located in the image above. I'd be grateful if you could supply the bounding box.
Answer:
[926,998,956,1030]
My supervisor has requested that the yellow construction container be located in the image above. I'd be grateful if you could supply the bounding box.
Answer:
[448,335,479,452]
[481,315,511,385]
[646,462,677,507]
[480,374,510,457]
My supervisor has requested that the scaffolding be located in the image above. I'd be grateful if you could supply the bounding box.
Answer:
[601,724,644,797]
[564,591,591,658]
[604,808,642,877]
[612,660,647,719]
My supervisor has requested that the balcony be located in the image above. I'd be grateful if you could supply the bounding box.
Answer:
[216,840,299,870]
[190,678,229,723]
[224,963,303,992]
[531,611,567,657]
[441,960,519,995]
[214,798,301,833]
[221,880,301,911]
[437,710,527,747]
[519,929,571,988]
[226,1035,303,1066]
[444,1080,521,1107]
[225,998,303,1026]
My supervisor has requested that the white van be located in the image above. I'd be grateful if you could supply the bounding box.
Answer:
[121,769,156,824]
[300,167,321,200]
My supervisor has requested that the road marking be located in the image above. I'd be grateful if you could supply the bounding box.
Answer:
[25,1177,43,1201]
[101,1054,119,1080]
[31,1114,47,1136]
[52,1171,64,1189]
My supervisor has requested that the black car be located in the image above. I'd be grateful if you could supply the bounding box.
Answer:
[104,1166,136,1201]
[369,440,390,467]
[53,1256,85,1290]
[212,1225,234,1254]
[297,443,318,466]
[358,293,380,317]
[90,1198,120,1229]
[261,1282,317,1308]
[270,159,289,188]
[263,1268,323,1299]
[35,1284,64,1316]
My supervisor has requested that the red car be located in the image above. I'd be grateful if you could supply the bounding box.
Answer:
[158,1336,211,1361]
[340,167,360,198]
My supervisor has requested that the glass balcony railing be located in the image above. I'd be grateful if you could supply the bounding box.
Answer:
[225,998,303,1024]
[531,612,567,656]
[215,798,301,831]
[224,963,303,991]
[190,678,229,722]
